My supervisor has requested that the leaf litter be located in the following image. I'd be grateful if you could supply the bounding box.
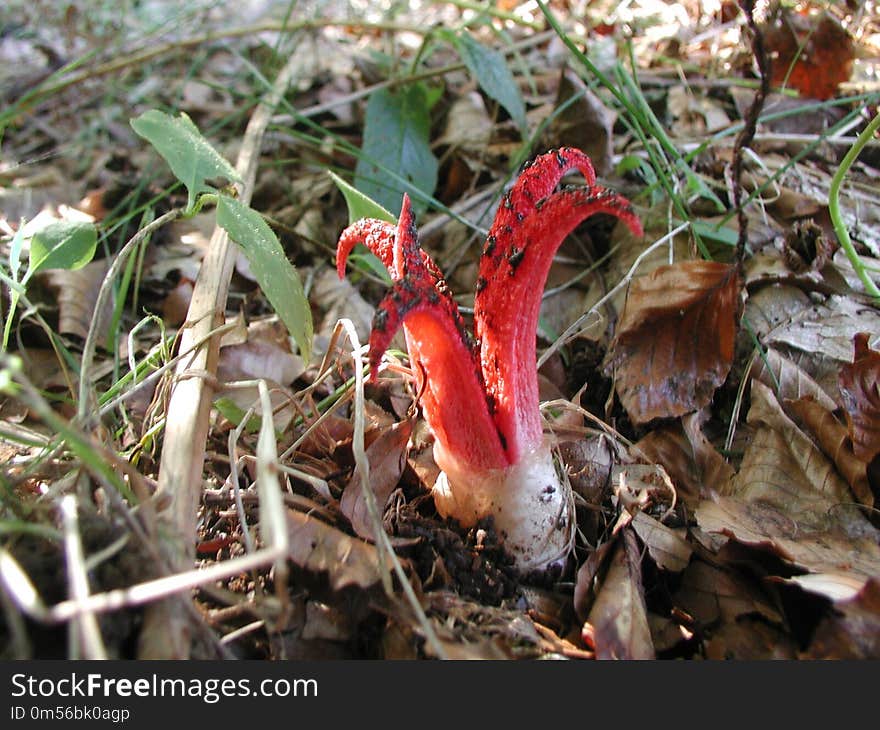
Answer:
[1,0,880,660]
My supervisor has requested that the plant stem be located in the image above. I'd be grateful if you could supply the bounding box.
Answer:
[828,109,880,301]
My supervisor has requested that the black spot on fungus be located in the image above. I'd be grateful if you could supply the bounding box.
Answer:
[508,247,525,273]
[373,308,389,332]
[475,276,488,293]
[483,235,497,257]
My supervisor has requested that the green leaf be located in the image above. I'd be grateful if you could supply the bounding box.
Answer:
[27,221,97,277]
[130,110,241,212]
[354,84,439,214]
[691,220,739,248]
[217,196,313,362]
[214,397,263,433]
[449,30,527,136]
[328,171,396,224]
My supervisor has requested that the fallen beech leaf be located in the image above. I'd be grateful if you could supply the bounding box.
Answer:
[630,511,692,573]
[696,498,880,595]
[804,579,880,659]
[674,560,783,627]
[839,333,880,464]
[764,10,854,100]
[733,381,853,514]
[748,347,838,412]
[766,295,880,364]
[285,509,391,590]
[606,261,740,424]
[340,419,412,541]
[742,284,811,340]
[634,411,735,509]
[585,529,655,659]
[787,396,874,508]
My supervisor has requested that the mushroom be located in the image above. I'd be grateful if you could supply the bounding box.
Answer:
[336,148,643,572]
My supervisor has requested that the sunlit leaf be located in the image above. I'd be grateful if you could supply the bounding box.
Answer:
[27,221,97,277]
[328,170,395,224]
[131,109,241,211]
[217,196,313,362]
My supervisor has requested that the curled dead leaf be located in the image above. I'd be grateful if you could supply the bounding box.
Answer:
[340,419,413,541]
[839,333,880,464]
[787,395,874,509]
[606,260,741,424]
[584,529,655,660]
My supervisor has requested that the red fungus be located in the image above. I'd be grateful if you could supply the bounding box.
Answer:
[336,148,643,571]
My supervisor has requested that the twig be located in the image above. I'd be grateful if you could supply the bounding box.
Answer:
[60,495,108,659]
[731,1,771,273]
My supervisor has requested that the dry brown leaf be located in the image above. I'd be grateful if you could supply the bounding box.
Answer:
[585,529,655,659]
[285,509,390,591]
[630,511,692,573]
[674,560,783,628]
[839,333,880,464]
[217,338,305,387]
[436,91,493,153]
[667,84,730,137]
[561,433,616,506]
[742,283,811,339]
[573,539,616,622]
[803,579,880,659]
[634,411,735,509]
[340,419,412,541]
[787,396,874,508]
[546,68,615,176]
[45,258,113,346]
[765,295,880,364]
[704,618,798,660]
[160,278,194,326]
[748,346,838,411]
[731,381,853,513]
[764,9,854,101]
[696,498,880,596]
[607,261,741,424]
[780,573,867,603]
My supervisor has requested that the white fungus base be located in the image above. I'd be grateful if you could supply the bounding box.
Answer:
[431,443,574,573]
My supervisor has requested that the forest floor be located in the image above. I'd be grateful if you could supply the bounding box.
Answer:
[1,0,879,660]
